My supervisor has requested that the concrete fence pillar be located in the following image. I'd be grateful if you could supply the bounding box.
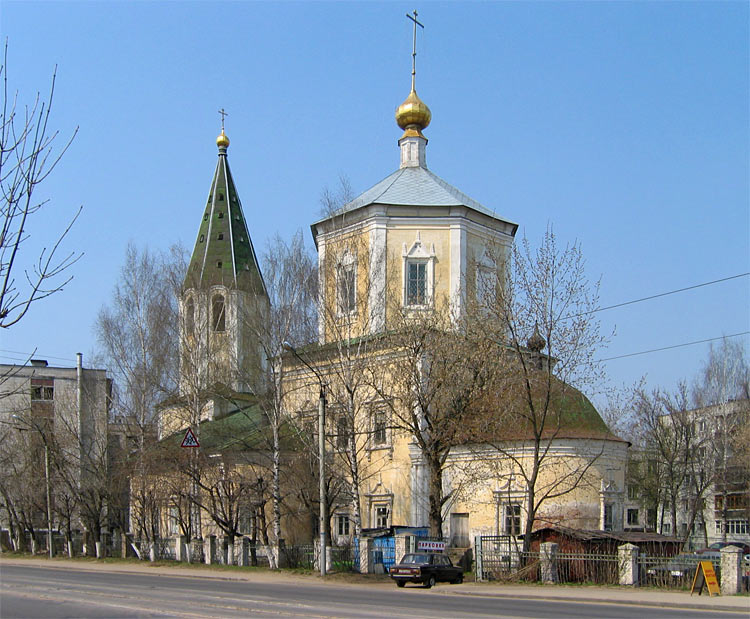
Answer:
[474,536,484,582]
[226,538,235,566]
[618,543,639,586]
[358,537,373,574]
[395,536,407,564]
[276,539,288,568]
[204,535,216,565]
[175,535,187,562]
[237,537,249,566]
[148,541,157,562]
[540,542,559,584]
[720,545,742,595]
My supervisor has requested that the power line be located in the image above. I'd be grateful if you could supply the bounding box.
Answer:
[0,349,78,364]
[598,331,750,362]
[568,272,749,319]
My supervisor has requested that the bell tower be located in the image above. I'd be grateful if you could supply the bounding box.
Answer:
[180,121,269,397]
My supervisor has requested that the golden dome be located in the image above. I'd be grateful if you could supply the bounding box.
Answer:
[216,130,230,149]
[395,88,431,132]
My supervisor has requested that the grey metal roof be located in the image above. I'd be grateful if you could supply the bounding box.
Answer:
[337,166,511,221]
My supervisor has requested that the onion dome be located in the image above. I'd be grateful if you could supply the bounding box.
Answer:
[216,130,230,150]
[395,88,431,135]
[527,322,546,353]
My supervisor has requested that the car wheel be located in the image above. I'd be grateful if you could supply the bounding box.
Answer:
[452,575,463,584]
[425,575,436,589]
[396,581,406,588]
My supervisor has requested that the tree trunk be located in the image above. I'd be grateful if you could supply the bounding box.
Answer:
[427,455,443,538]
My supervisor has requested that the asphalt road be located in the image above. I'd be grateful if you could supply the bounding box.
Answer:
[0,564,739,619]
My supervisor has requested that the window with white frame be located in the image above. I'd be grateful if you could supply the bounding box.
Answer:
[402,233,435,308]
[475,262,496,308]
[406,260,427,306]
[336,513,350,537]
[503,504,521,535]
[603,503,613,531]
[374,504,390,528]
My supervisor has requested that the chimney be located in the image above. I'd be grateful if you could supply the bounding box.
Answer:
[30,359,49,367]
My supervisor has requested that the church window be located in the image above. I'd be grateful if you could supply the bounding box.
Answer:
[372,408,387,446]
[374,504,389,528]
[336,414,350,450]
[337,263,356,314]
[218,193,224,201]
[212,295,226,332]
[603,503,613,531]
[218,212,224,219]
[217,261,222,268]
[218,233,224,240]
[199,235,204,243]
[406,260,427,306]
[185,298,195,336]
[204,214,208,221]
[503,504,521,535]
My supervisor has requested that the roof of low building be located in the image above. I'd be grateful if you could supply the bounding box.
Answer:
[526,525,682,545]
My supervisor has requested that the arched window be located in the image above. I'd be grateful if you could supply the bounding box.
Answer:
[185,298,195,336]
[212,294,226,332]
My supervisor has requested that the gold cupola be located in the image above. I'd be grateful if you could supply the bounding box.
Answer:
[216,129,230,150]
[396,88,431,137]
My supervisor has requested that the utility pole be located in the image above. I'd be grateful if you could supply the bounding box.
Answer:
[284,342,327,577]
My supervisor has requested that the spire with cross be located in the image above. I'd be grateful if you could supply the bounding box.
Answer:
[406,10,424,91]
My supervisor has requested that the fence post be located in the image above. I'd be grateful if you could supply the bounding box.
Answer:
[395,536,407,564]
[474,536,484,582]
[204,535,216,564]
[618,543,639,586]
[175,535,186,562]
[540,542,558,583]
[149,540,157,562]
[720,545,742,595]
[359,537,373,574]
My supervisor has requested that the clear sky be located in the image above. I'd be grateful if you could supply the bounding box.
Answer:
[1,1,748,407]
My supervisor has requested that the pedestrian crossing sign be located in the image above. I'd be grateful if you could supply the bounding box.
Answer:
[181,427,200,448]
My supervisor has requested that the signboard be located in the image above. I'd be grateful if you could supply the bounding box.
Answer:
[181,428,200,448]
[417,540,446,551]
[691,560,720,596]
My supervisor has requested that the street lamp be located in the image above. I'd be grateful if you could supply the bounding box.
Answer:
[283,341,327,577]
[12,414,54,559]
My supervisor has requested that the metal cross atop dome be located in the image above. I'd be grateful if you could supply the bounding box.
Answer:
[406,10,424,91]
[218,108,229,131]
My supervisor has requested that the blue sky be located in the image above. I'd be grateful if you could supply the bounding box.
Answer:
[1,1,748,406]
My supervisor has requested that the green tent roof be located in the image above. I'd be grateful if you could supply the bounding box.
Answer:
[185,139,266,295]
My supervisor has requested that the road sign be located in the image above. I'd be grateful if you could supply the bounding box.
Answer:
[691,560,720,596]
[181,427,200,448]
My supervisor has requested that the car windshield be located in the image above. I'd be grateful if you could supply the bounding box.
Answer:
[401,554,430,564]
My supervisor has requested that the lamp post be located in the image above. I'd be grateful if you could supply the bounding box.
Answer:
[283,342,327,577]
[12,414,53,559]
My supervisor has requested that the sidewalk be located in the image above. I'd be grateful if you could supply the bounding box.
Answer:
[2,557,748,613]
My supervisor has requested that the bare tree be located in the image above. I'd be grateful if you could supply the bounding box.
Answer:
[370,307,493,538]
[242,231,317,565]
[95,243,185,545]
[692,338,750,541]
[469,227,611,553]
[0,41,81,329]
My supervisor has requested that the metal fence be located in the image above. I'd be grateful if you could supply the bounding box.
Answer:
[555,552,619,585]
[638,554,721,589]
